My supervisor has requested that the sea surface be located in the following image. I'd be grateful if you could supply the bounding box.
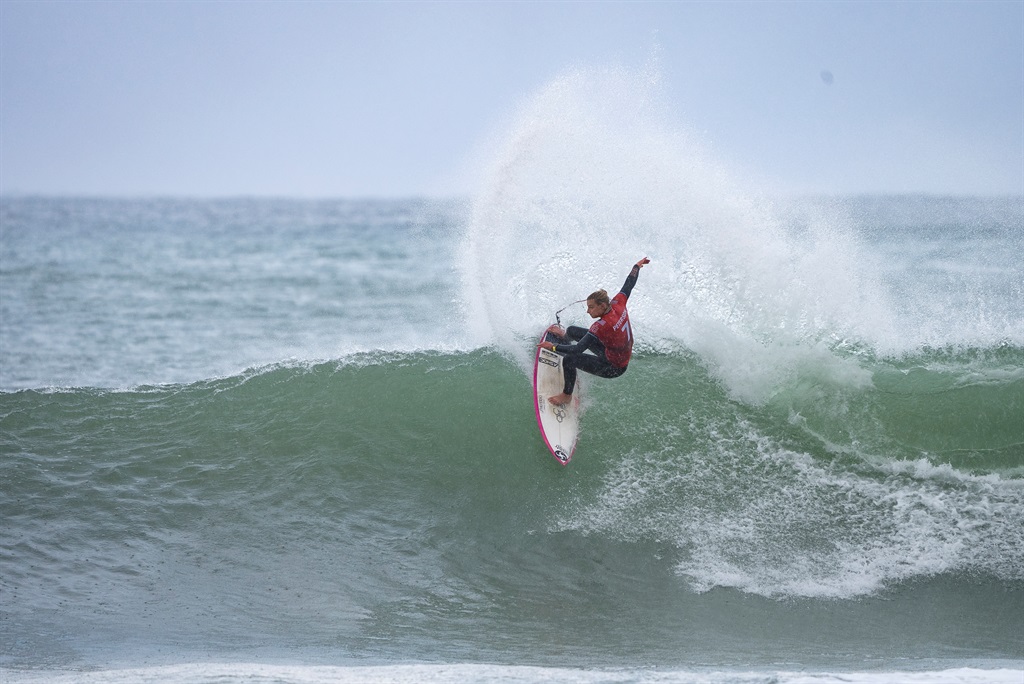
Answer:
[2,72,1023,684]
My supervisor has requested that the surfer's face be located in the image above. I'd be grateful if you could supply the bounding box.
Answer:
[586,299,610,318]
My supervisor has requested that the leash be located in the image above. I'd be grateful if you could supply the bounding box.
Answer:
[554,299,587,328]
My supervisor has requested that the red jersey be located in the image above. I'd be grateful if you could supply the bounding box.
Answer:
[589,293,633,368]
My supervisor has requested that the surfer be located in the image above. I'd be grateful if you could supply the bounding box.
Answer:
[539,257,650,406]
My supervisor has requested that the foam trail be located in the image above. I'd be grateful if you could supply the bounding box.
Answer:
[555,409,1024,599]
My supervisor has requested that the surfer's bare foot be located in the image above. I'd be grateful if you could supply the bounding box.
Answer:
[548,393,572,406]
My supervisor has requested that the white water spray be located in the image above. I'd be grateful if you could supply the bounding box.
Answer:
[460,64,895,401]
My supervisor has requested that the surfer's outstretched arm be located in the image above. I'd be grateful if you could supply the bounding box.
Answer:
[618,257,650,299]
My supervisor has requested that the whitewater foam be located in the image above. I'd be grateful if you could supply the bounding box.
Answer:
[459,66,1023,429]
[2,664,1022,684]
[555,404,1024,599]
[459,64,912,404]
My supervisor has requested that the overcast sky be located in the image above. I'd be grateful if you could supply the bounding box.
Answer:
[1,1,1021,197]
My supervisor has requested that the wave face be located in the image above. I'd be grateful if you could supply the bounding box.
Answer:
[2,65,1022,675]
[2,350,1022,670]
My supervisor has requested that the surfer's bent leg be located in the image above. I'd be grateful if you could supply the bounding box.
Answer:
[565,326,588,342]
[564,326,607,355]
[559,327,588,396]
[561,353,627,395]
[553,327,617,397]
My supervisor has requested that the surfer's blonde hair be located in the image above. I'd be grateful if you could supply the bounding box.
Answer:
[587,289,610,306]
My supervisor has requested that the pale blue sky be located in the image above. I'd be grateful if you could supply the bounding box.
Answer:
[1,1,1021,197]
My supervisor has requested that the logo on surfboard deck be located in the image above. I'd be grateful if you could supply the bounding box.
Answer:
[539,352,560,368]
[552,406,567,423]
[553,446,570,463]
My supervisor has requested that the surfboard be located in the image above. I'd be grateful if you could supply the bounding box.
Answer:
[533,326,581,466]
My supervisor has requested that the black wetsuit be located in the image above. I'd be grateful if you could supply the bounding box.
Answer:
[549,264,641,395]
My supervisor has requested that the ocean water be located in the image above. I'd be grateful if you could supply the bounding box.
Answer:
[2,70,1023,683]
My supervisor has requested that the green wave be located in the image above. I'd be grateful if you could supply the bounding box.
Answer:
[1,345,1021,602]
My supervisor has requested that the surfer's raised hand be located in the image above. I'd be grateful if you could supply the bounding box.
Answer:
[636,257,650,269]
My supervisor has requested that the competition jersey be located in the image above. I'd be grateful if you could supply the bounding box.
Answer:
[589,293,633,368]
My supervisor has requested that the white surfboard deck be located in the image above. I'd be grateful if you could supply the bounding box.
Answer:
[533,327,581,466]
